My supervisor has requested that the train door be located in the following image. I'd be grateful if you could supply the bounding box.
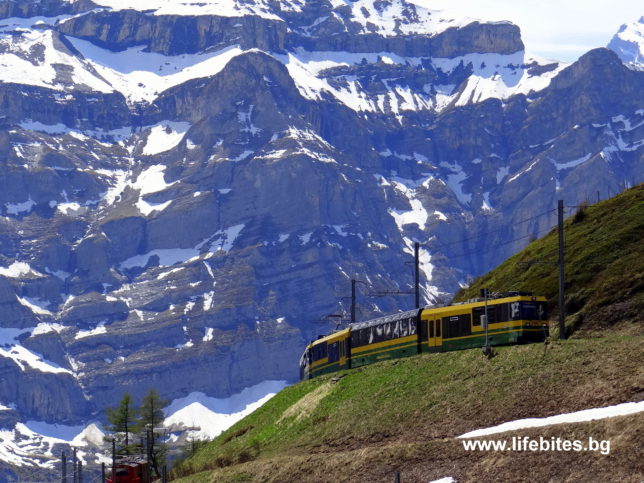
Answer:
[429,319,442,352]
[420,319,429,352]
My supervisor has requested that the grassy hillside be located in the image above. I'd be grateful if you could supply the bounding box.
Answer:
[171,186,644,482]
[172,336,643,482]
[454,184,644,337]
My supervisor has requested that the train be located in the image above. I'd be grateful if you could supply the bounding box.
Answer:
[106,457,151,483]
[299,292,549,379]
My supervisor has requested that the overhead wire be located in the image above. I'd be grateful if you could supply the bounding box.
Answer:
[421,208,558,260]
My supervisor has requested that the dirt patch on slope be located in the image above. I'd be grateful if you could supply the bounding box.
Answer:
[278,382,333,424]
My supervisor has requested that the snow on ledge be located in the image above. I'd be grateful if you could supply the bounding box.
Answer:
[0,262,44,279]
[458,401,644,439]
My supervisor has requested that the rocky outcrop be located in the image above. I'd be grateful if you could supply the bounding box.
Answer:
[59,10,288,55]
[0,0,96,19]
[0,83,131,130]
[0,358,89,423]
[288,20,523,57]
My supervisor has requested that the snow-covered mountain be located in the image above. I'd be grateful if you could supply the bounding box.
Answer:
[0,0,642,478]
[608,16,644,71]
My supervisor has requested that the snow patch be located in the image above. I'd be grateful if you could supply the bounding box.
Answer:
[75,321,107,340]
[208,224,245,253]
[440,162,471,205]
[458,401,644,439]
[0,344,72,375]
[5,198,36,216]
[433,210,447,221]
[203,328,214,342]
[119,248,200,270]
[608,17,644,71]
[142,122,191,156]
[16,296,53,316]
[67,37,246,104]
[164,380,288,439]
[552,153,592,171]
[0,262,44,279]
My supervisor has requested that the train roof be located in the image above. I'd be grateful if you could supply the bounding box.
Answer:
[349,308,420,331]
[115,456,148,466]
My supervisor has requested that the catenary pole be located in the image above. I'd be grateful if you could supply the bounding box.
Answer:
[351,279,356,324]
[558,200,566,340]
[414,242,420,309]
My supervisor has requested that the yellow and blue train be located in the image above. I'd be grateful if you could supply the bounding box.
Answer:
[299,292,548,379]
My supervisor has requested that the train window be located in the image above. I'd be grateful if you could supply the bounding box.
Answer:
[442,314,471,339]
[537,302,548,320]
[352,328,369,347]
[328,342,339,363]
[420,320,428,341]
[488,306,496,324]
[435,320,440,337]
[520,302,548,320]
[429,320,434,338]
[473,306,498,325]
[521,302,537,320]
[499,303,509,322]
[311,342,327,361]
[510,302,521,320]
[473,307,483,326]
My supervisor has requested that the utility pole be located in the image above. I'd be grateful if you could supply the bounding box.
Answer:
[558,200,567,340]
[72,448,77,483]
[414,242,420,309]
[481,288,490,355]
[351,279,356,324]
[61,452,67,483]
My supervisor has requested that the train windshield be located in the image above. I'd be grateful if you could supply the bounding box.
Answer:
[299,349,310,380]
[519,301,548,320]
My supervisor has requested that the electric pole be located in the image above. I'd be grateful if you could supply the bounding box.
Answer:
[414,242,420,309]
[351,279,356,324]
[558,200,566,340]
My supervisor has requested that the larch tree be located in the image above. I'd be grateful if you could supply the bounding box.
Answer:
[137,388,169,476]
[105,393,139,454]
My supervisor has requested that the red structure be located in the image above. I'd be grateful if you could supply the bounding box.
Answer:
[106,457,151,483]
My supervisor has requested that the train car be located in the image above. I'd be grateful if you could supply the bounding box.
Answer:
[300,292,548,379]
[419,293,549,353]
[106,457,151,483]
[302,328,351,379]
[349,309,420,368]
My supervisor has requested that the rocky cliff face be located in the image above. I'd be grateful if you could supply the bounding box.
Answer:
[0,0,642,472]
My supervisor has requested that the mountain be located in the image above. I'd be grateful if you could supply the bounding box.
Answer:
[170,185,644,482]
[0,1,642,476]
[608,16,644,71]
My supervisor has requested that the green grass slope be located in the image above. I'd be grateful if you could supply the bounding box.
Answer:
[454,184,644,337]
[171,186,644,482]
